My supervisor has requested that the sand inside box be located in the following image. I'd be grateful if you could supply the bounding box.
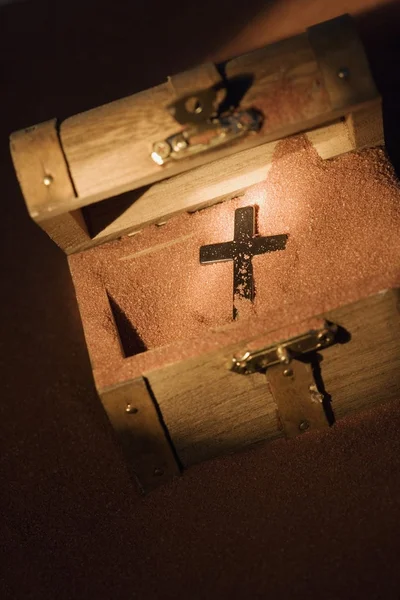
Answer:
[69,136,400,361]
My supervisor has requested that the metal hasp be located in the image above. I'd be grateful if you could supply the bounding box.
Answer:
[231,324,337,437]
[100,379,181,493]
[200,206,288,319]
[231,325,337,374]
[151,86,263,165]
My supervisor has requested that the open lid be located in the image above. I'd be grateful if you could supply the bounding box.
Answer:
[10,14,380,254]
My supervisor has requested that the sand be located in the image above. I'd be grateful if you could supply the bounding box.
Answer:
[68,136,400,383]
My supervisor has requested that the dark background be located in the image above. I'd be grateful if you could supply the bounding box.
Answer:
[1,0,400,598]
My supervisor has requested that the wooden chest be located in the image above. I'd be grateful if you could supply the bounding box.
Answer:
[10,15,400,492]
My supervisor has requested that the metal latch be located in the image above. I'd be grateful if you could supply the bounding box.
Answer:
[230,323,337,375]
[151,86,263,165]
[230,323,337,438]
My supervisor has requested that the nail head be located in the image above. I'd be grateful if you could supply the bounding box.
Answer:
[337,67,349,80]
[299,420,310,432]
[43,174,53,186]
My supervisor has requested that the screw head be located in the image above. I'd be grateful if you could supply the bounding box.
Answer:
[125,404,138,414]
[337,67,350,80]
[317,331,331,347]
[283,368,293,377]
[185,96,203,114]
[43,174,53,186]
[151,141,171,165]
[154,468,164,477]
[171,135,188,153]
[299,420,310,432]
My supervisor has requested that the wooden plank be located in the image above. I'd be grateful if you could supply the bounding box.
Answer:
[168,62,222,96]
[100,378,181,493]
[55,17,378,216]
[11,100,382,253]
[10,119,76,218]
[307,14,378,110]
[145,289,400,469]
[84,137,279,242]
[9,119,91,253]
[39,210,91,254]
[346,103,384,150]
[319,290,400,420]
[84,101,382,246]
[222,33,330,135]
[146,343,282,468]
[9,17,381,253]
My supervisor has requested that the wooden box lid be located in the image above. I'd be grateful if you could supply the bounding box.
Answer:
[10,14,379,255]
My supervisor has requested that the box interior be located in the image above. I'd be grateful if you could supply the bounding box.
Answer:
[68,135,400,389]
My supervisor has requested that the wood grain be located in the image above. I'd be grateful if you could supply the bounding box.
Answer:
[307,14,378,110]
[56,17,378,215]
[11,100,382,253]
[100,378,181,492]
[168,62,222,96]
[318,290,400,420]
[39,210,91,255]
[84,101,382,246]
[9,119,91,253]
[224,33,331,134]
[346,103,384,150]
[146,343,282,467]
[144,290,400,468]
[10,17,381,254]
[10,119,78,220]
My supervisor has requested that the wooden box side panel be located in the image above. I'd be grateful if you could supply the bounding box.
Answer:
[91,290,400,474]
[321,290,400,419]
[146,344,283,467]
[147,290,400,467]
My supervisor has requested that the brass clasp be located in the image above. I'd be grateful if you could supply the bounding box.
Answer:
[151,86,263,165]
[230,324,337,375]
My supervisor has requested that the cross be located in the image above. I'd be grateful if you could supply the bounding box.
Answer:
[200,206,288,319]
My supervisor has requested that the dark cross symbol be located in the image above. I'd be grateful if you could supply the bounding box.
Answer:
[200,206,288,319]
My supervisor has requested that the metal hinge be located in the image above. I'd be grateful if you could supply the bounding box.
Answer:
[151,86,263,165]
[230,323,337,375]
[230,323,337,438]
